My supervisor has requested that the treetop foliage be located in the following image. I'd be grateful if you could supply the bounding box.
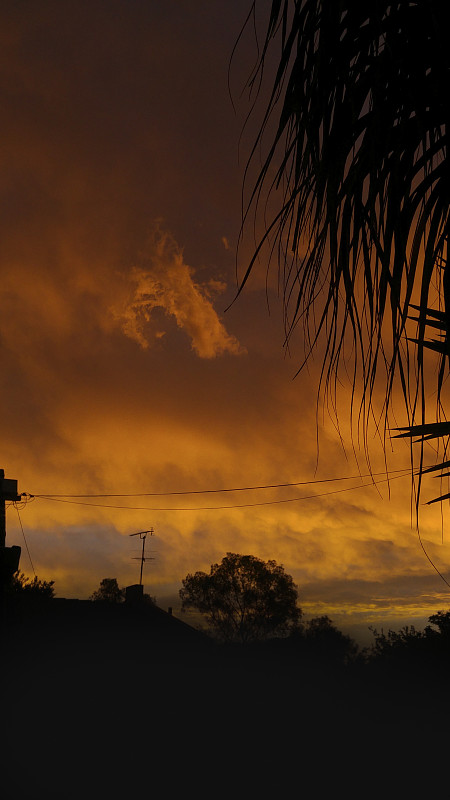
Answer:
[8,571,55,600]
[364,610,450,672]
[180,552,301,643]
[90,577,125,603]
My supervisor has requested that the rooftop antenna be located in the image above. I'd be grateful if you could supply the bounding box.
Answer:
[129,528,154,586]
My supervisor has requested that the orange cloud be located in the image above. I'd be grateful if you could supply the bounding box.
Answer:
[115,227,245,358]
[1,0,449,647]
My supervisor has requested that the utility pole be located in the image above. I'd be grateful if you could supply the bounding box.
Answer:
[0,469,22,617]
[0,469,21,547]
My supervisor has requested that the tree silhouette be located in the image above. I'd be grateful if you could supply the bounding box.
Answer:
[426,609,450,637]
[180,552,301,643]
[8,571,55,600]
[365,610,450,674]
[237,1,449,508]
[90,577,125,603]
[2,571,55,625]
[303,615,358,664]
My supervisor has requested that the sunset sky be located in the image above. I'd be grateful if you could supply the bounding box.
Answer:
[2,0,450,643]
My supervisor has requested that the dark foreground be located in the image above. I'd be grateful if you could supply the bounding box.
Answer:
[2,602,448,799]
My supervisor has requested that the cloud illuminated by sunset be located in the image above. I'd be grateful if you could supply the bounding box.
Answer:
[0,0,449,646]
[115,226,244,358]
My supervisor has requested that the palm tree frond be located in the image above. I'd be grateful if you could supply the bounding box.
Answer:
[238,1,449,507]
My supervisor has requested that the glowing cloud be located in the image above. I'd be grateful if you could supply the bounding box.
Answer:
[116,228,244,359]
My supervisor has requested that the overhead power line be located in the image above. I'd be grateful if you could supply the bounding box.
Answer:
[14,505,36,576]
[27,468,413,499]
[28,470,413,512]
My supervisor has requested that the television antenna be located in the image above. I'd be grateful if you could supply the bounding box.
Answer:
[129,528,154,586]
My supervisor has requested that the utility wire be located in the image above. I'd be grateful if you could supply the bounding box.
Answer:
[14,503,36,576]
[29,471,411,512]
[18,471,450,592]
[28,467,413,499]
[17,470,450,595]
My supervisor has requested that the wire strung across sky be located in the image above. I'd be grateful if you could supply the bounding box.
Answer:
[25,468,415,511]
[13,469,450,592]
[14,504,36,576]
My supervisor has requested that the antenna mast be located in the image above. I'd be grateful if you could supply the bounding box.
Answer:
[129,528,154,586]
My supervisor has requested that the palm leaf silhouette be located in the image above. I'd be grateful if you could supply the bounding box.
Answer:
[238,1,449,507]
